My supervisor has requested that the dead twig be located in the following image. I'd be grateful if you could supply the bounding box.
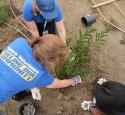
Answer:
[92,0,119,8]
[3,22,29,39]
[90,0,125,33]
[9,0,31,34]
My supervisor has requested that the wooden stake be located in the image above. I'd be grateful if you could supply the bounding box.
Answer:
[92,0,118,8]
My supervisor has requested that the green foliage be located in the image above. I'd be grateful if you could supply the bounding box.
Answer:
[56,28,96,79]
[0,1,8,24]
[56,27,111,79]
[94,27,111,51]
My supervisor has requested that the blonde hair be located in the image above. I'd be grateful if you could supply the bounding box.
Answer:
[29,34,67,73]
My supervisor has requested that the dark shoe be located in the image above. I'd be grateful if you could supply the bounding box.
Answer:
[0,49,2,53]
[12,90,31,101]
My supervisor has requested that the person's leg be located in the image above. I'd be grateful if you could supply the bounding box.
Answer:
[36,20,56,37]
[46,20,56,34]
[36,23,44,37]
[12,90,31,101]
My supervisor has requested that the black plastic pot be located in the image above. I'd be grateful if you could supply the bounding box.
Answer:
[0,110,7,115]
[19,102,36,115]
[81,14,96,26]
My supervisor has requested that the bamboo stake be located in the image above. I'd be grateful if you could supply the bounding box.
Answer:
[9,0,31,33]
[3,22,29,39]
[92,0,118,8]
[113,2,125,19]
[90,0,125,33]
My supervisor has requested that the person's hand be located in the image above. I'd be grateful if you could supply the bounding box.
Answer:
[81,101,95,111]
[71,75,81,86]
[31,87,41,100]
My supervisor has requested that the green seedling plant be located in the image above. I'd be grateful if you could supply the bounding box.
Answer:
[56,28,96,79]
[94,27,111,51]
[56,27,111,79]
[0,0,8,24]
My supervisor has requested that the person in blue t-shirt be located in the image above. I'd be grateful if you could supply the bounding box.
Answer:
[22,0,66,43]
[0,34,81,104]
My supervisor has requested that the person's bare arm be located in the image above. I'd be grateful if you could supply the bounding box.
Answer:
[56,20,66,44]
[46,78,74,88]
[30,79,73,100]
[26,21,39,39]
[90,108,102,115]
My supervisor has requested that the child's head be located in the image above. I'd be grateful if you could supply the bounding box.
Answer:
[29,34,68,73]
[92,78,125,115]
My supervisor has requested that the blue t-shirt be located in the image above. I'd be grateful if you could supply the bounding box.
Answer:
[22,0,63,24]
[0,37,54,103]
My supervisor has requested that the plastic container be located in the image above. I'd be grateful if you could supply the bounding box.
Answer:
[19,102,36,115]
[81,14,96,26]
[0,110,7,115]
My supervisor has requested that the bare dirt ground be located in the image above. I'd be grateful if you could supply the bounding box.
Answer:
[94,0,125,83]
[0,0,125,115]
